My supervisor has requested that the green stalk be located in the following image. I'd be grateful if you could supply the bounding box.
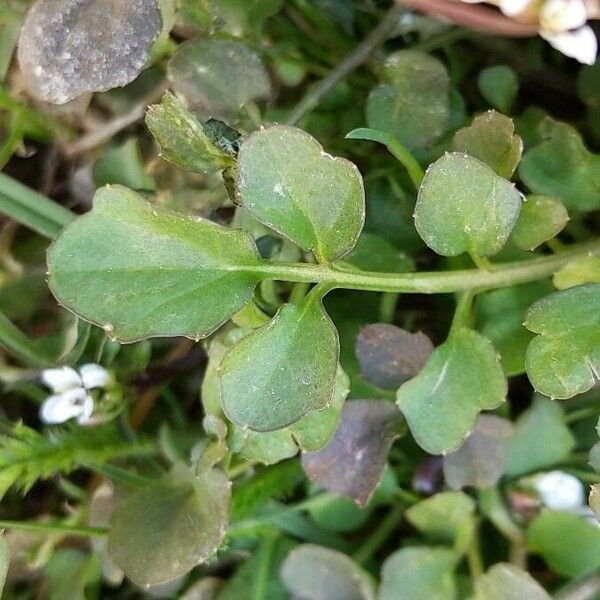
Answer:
[352,503,405,565]
[0,310,54,367]
[0,172,74,239]
[0,519,108,537]
[254,238,600,295]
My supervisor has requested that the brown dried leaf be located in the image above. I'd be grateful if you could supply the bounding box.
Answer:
[355,324,433,390]
[18,0,161,104]
[443,415,513,490]
[301,400,402,507]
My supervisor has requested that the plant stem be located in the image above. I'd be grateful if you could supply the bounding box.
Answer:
[0,172,74,239]
[379,292,399,323]
[285,5,403,125]
[255,238,600,295]
[0,310,54,367]
[252,531,280,600]
[466,522,484,579]
[352,503,405,565]
[450,291,475,333]
[0,519,108,537]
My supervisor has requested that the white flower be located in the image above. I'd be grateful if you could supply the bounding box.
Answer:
[540,0,588,31]
[39,363,110,425]
[541,25,598,64]
[532,470,585,510]
[499,0,536,18]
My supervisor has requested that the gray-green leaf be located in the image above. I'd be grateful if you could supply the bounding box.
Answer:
[524,284,600,399]
[415,153,522,258]
[48,185,264,342]
[18,0,161,104]
[366,50,450,152]
[397,328,507,454]
[510,195,568,251]
[108,465,231,585]
[474,563,551,600]
[0,534,8,597]
[219,294,339,431]
[236,125,365,262]
[168,38,271,121]
[146,92,234,174]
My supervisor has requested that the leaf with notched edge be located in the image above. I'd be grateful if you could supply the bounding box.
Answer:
[108,465,230,586]
[301,399,402,507]
[452,111,523,179]
[443,415,513,490]
[355,324,433,390]
[397,328,507,455]
[415,153,522,258]
[524,284,600,399]
[219,293,339,432]
[47,185,264,342]
[236,125,365,262]
[18,0,161,104]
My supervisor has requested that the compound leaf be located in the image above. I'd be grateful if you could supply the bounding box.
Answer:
[524,284,600,399]
[452,111,523,179]
[219,293,339,431]
[18,0,161,104]
[146,92,234,174]
[236,125,365,262]
[397,328,507,455]
[108,464,231,586]
[415,153,522,258]
[48,185,264,342]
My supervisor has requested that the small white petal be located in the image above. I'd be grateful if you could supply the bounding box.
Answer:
[500,0,535,17]
[40,387,90,424]
[533,470,585,510]
[541,0,588,31]
[79,363,110,390]
[76,394,95,424]
[41,366,81,393]
[541,25,598,64]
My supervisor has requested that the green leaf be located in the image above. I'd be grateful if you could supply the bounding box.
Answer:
[443,415,513,490]
[366,50,450,151]
[452,111,523,179]
[519,121,600,212]
[476,281,553,376]
[281,544,376,600]
[553,256,600,290]
[510,195,568,251]
[239,367,349,465]
[145,92,234,174]
[379,547,457,600]
[345,233,415,274]
[236,125,365,262]
[301,399,402,507]
[474,563,551,600]
[397,328,507,454]
[48,185,264,342]
[108,464,231,586]
[219,293,339,431]
[167,38,271,121]
[44,548,101,600]
[406,491,475,555]
[524,284,600,399]
[0,534,8,597]
[414,153,522,258]
[18,0,161,104]
[526,510,600,578]
[94,138,155,190]
[477,66,519,114]
[505,396,574,476]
